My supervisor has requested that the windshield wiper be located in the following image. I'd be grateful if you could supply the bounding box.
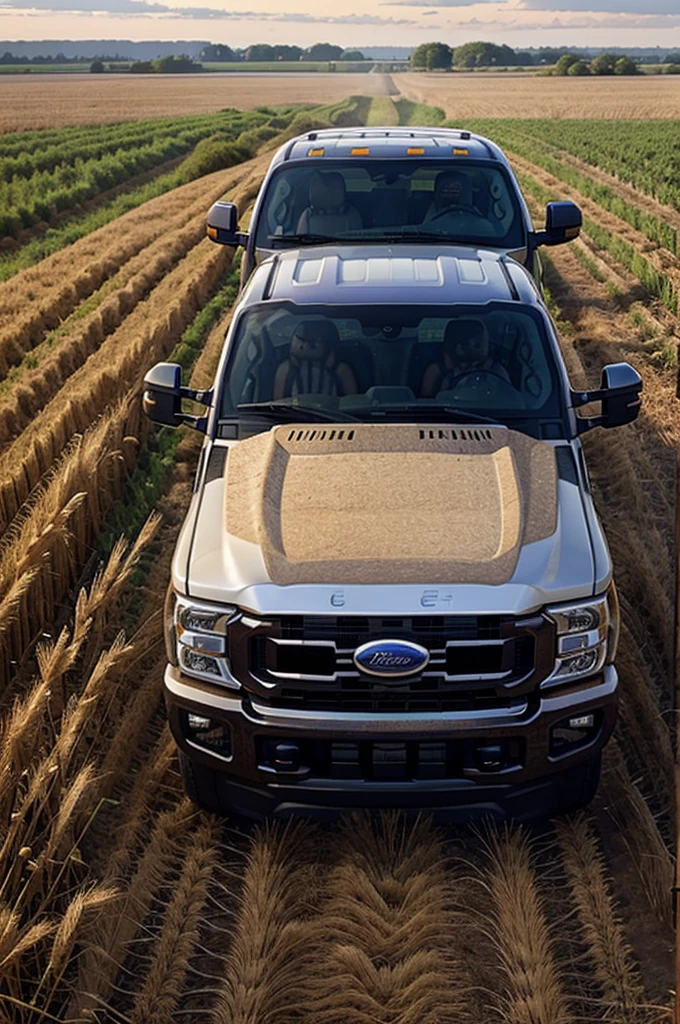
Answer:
[236,402,359,423]
[345,404,504,426]
[268,233,346,246]
[372,229,452,243]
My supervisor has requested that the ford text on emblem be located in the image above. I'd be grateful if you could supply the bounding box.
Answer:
[353,640,430,678]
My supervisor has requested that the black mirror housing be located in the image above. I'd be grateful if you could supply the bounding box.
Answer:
[533,201,582,247]
[207,201,249,247]
[143,362,182,427]
[573,361,642,432]
[143,362,211,431]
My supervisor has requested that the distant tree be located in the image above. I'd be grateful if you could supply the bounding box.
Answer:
[453,41,518,68]
[514,51,534,66]
[274,45,303,61]
[411,42,453,70]
[89,60,105,73]
[567,60,591,76]
[244,44,275,61]
[664,62,680,74]
[152,55,201,73]
[553,53,580,75]
[341,49,365,61]
[200,44,237,62]
[665,52,680,63]
[589,52,617,75]
[130,61,154,73]
[303,43,344,61]
[614,56,639,75]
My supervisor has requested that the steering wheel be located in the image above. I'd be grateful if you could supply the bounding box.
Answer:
[429,205,486,222]
[447,370,518,393]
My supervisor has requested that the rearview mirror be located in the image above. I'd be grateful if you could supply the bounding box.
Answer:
[533,201,582,247]
[573,362,642,432]
[207,201,249,247]
[143,362,212,431]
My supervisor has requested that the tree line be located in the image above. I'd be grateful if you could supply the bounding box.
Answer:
[410,41,680,72]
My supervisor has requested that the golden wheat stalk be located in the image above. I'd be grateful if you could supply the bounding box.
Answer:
[478,824,573,1024]
[301,812,471,1024]
[602,743,673,926]
[32,884,119,1013]
[211,820,320,1024]
[0,914,56,974]
[128,819,220,1024]
[555,812,645,1019]
[71,796,195,1020]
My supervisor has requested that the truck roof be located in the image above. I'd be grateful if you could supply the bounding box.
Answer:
[242,246,543,309]
[277,127,508,167]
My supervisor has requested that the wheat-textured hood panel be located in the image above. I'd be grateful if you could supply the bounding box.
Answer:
[223,424,557,587]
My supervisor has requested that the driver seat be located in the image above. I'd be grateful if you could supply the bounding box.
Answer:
[419,319,509,397]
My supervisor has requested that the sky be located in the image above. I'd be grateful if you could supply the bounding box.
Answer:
[1,0,679,50]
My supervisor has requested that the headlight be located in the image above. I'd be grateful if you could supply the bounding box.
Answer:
[170,595,240,688]
[543,583,618,688]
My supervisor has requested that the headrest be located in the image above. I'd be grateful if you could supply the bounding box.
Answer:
[291,319,340,358]
[435,171,473,208]
[309,173,346,212]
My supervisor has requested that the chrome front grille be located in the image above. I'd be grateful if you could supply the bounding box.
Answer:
[229,614,555,714]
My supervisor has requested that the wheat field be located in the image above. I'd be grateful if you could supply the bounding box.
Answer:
[0,72,392,132]
[0,86,675,1021]
[395,71,680,120]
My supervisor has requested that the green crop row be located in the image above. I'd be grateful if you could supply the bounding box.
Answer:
[457,120,677,257]
[0,109,258,163]
[515,168,678,314]
[460,118,680,213]
[0,109,282,240]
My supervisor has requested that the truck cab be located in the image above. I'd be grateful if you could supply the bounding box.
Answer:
[207,127,582,285]
[144,246,641,822]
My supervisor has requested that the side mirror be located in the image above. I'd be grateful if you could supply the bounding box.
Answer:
[206,201,249,247]
[533,201,582,247]
[143,362,212,431]
[573,362,642,432]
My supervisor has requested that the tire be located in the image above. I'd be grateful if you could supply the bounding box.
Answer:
[178,750,223,813]
[549,752,602,817]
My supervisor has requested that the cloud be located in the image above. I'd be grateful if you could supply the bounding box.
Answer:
[519,0,678,12]
[0,0,416,20]
[386,0,678,10]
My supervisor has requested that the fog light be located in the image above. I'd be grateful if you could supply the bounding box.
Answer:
[568,713,595,730]
[550,712,600,755]
[474,742,505,773]
[187,713,212,730]
[185,713,231,757]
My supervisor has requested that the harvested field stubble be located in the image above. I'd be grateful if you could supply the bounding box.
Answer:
[0,73,391,133]
[0,152,266,380]
[394,72,680,120]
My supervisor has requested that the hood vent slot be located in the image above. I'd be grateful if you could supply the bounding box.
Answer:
[419,427,495,443]
[287,428,356,444]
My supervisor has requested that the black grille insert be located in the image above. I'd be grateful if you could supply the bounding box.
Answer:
[231,612,553,715]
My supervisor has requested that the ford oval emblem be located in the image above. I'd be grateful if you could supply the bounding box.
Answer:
[354,639,430,678]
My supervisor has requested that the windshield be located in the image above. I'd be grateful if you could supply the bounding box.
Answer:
[219,302,562,424]
[254,161,526,250]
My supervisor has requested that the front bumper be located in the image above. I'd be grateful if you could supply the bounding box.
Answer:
[164,663,617,821]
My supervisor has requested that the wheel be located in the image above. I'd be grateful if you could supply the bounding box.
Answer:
[178,750,222,813]
[549,753,602,816]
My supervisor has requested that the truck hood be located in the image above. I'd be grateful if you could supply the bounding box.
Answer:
[184,424,599,614]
